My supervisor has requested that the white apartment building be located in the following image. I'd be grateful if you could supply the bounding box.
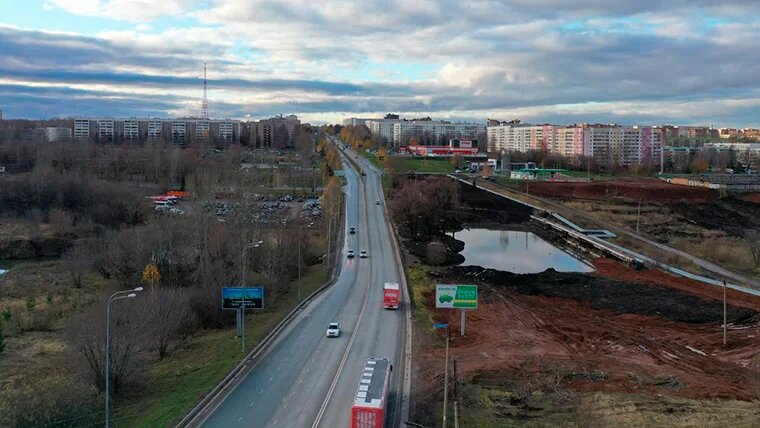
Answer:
[217,121,234,143]
[196,120,210,143]
[98,120,115,142]
[45,127,72,143]
[342,117,373,127]
[124,120,139,141]
[171,120,186,145]
[74,119,91,141]
[148,120,163,139]
[391,121,485,145]
[366,119,400,144]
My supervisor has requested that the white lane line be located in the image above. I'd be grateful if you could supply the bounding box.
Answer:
[311,159,374,428]
[250,401,255,407]
[238,416,243,422]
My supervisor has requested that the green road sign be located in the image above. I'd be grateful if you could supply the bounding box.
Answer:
[436,284,478,309]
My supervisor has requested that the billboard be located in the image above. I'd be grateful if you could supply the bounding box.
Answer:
[222,287,264,310]
[436,284,478,309]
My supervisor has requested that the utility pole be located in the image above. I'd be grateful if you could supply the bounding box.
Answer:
[443,325,450,428]
[453,356,460,428]
[636,198,642,233]
[723,280,727,346]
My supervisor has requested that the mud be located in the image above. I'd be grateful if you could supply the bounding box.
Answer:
[437,265,755,324]
[518,178,719,204]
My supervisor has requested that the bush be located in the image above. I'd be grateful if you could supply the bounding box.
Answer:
[0,376,101,428]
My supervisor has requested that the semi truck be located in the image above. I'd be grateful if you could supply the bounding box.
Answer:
[383,282,399,309]
[350,357,392,428]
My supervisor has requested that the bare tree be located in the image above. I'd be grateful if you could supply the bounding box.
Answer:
[745,229,760,267]
[66,297,148,393]
[146,288,198,359]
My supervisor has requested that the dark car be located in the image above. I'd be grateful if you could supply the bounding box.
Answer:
[349,227,356,234]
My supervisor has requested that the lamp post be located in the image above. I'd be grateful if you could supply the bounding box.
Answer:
[105,287,143,428]
[298,222,314,303]
[241,240,263,353]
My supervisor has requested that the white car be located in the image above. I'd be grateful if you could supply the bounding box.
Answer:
[326,322,341,337]
[359,250,367,258]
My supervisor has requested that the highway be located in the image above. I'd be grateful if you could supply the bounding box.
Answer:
[193,137,408,428]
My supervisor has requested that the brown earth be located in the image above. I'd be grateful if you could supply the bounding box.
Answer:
[518,178,719,203]
[417,259,760,405]
[742,193,760,205]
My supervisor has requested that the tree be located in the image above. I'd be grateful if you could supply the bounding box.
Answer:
[426,241,447,265]
[146,288,197,359]
[67,297,148,394]
[745,230,760,267]
[141,263,161,299]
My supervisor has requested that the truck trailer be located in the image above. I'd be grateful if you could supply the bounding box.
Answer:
[383,282,399,309]
[350,357,392,428]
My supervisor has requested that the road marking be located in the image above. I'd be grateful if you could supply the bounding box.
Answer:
[238,416,243,422]
[249,401,254,407]
[311,160,374,428]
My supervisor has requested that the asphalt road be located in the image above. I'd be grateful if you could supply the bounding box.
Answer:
[198,139,406,428]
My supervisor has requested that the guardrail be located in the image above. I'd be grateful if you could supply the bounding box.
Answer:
[176,191,346,428]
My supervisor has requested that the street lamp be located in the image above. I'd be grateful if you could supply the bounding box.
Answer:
[240,240,263,353]
[298,222,313,303]
[105,286,143,428]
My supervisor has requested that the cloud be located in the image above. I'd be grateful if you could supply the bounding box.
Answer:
[44,0,198,22]
[2,2,760,126]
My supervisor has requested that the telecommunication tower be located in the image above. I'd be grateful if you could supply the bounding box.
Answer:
[201,63,209,119]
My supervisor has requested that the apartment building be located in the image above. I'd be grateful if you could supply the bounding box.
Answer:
[366,119,400,144]
[487,124,556,153]
[487,122,662,167]
[72,117,241,145]
[123,120,139,141]
[392,121,484,146]
[44,127,72,143]
[342,117,373,127]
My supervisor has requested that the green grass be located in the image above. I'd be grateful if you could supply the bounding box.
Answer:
[115,264,329,427]
[394,157,455,174]
[406,266,437,335]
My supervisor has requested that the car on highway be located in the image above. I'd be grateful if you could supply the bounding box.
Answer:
[361,172,366,176]
[347,249,355,258]
[375,200,381,205]
[326,322,341,337]
[359,250,367,258]
[349,226,356,234]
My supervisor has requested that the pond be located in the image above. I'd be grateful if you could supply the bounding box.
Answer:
[457,228,594,274]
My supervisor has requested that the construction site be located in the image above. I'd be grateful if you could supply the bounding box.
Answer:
[401,176,760,427]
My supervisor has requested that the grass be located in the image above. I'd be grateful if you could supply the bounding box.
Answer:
[115,264,330,427]
[406,266,438,336]
[393,157,455,174]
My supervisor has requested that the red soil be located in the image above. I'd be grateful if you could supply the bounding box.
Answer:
[419,259,760,401]
[518,178,719,203]
[741,193,760,205]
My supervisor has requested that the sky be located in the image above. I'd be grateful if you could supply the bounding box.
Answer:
[1,1,759,126]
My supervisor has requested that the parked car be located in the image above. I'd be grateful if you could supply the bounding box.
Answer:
[360,250,367,258]
[347,249,355,258]
[326,322,341,337]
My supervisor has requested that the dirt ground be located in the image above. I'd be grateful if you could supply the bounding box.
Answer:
[518,178,719,204]
[411,258,760,426]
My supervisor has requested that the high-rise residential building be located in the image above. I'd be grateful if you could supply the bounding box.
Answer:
[97,119,115,142]
[196,120,210,143]
[74,119,91,141]
[366,119,400,144]
[487,122,662,167]
[123,120,139,141]
[391,121,485,146]
[342,117,373,127]
[44,127,72,143]
[171,120,186,145]
[148,120,163,139]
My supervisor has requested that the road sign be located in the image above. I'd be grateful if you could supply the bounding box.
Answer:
[436,284,478,309]
[222,287,264,310]
[433,323,449,329]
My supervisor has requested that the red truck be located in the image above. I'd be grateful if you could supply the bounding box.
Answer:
[383,282,399,309]
[351,357,392,428]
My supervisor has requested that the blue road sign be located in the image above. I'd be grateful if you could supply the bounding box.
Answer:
[433,323,449,329]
